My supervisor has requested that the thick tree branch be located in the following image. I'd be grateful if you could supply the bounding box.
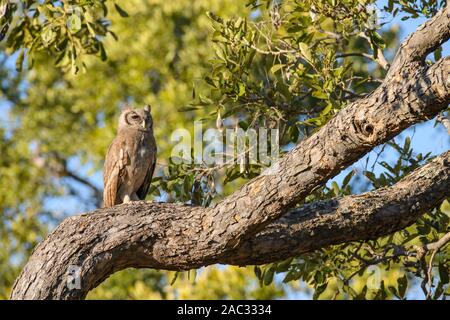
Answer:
[196,56,449,260]
[230,151,450,264]
[10,151,450,299]
[388,3,450,76]
[10,6,450,299]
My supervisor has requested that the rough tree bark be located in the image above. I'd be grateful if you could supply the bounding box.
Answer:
[10,4,450,299]
[9,151,450,300]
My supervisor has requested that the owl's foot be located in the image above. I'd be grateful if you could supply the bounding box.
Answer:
[123,195,131,204]
[122,193,140,204]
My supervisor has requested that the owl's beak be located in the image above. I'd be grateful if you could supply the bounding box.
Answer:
[141,119,146,129]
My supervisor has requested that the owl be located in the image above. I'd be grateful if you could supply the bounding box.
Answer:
[103,105,157,208]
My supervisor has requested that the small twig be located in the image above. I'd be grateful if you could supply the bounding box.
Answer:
[368,143,388,172]
[415,232,450,299]
[337,51,389,70]
[344,242,410,285]
[358,32,390,70]
[342,88,367,100]
[345,75,383,84]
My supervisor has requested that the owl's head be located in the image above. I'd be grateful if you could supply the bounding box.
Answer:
[118,105,153,132]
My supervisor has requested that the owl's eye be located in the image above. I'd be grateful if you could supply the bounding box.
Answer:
[130,114,140,120]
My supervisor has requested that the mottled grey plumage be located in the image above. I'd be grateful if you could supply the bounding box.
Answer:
[103,105,157,208]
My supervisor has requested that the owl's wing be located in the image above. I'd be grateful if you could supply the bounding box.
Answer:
[103,138,130,208]
[136,148,157,201]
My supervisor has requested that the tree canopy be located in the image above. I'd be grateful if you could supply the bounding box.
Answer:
[1,0,449,300]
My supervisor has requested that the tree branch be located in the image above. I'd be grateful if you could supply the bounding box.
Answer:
[415,230,450,299]
[387,3,450,76]
[10,5,450,300]
[10,151,450,299]
[230,151,450,265]
[336,52,389,70]
[198,56,449,259]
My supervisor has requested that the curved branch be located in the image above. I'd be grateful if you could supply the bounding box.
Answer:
[10,6,450,300]
[197,56,449,260]
[388,3,450,76]
[10,151,450,299]
[230,151,450,264]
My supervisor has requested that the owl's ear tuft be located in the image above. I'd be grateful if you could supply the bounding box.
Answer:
[122,104,132,112]
[144,104,151,113]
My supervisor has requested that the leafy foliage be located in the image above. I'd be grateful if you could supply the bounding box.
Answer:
[0,0,449,300]
[382,0,447,19]
[0,0,120,73]
[88,266,285,299]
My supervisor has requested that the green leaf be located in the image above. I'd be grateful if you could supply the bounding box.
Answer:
[397,275,408,298]
[276,258,293,273]
[433,283,445,300]
[314,271,325,284]
[434,46,442,61]
[287,25,303,33]
[386,0,394,12]
[263,268,275,286]
[238,83,246,96]
[204,76,217,88]
[342,169,355,188]
[108,30,119,41]
[99,42,107,61]
[0,23,9,41]
[183,175,191,195]
[288,125,299,143]
[215,47,227,62]
[41,28,56,45]
[331,181,340,196]
[15,49,24,72]
[86,22,96,37]
[298,42,312,62]
[187,269,197,283]
[388,285,400,299]
[402,5,419,18]
[321,102,333,115]
[169,271,179,285]
[223,166,242,185]
[270,64,284,74]
[313,283,327,300]
[212,31,228,43]
[370,31,386,50]
[254,266,262,279]
[438,263,449,284]
[363,171,377,183]
[403,137,411,153]
[67,14,82,34]
[312,90,328,100]
[198,94,213,105]
[283,270,301,283]
[440,199,450,215]
[114,3,129,18]
[238,120,248,130]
